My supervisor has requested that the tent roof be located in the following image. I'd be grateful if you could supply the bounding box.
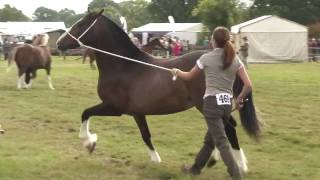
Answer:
[231,15,271,33]
[231,15,307,33]
[131,23,204,33]
[0,22,66,35]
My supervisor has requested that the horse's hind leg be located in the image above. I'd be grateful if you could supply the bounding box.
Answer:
[82,54,86,64]
[226,116,248,173]
[45,67,54,90]
[133,115,161,163]
[89,58,96,69]
[80,103,122,153]
[24,70,33,89]
[17,69,26,89]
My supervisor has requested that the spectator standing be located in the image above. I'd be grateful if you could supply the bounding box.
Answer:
[239,37,249,68]
[172,39,182,56]
[3,38,11,60]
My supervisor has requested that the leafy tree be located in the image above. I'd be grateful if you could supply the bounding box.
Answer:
[119,0,152,29]
[64,14,85,28]
[147,0,200,23]
[249,0,320,25]
[0,4,30,21]
[193,0,241,31]
[309,23,320,38]
[88,0,153,30]
[33,7,59,22]
[58,8,77,27]
[88,0,122,23]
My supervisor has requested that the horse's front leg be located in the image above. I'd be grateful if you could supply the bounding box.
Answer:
[133,115,161,163]
[80,103,122,153]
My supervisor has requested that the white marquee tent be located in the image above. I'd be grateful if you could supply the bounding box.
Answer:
[131,23,205,45]
[231,15,308,63]
[0,22,66,41]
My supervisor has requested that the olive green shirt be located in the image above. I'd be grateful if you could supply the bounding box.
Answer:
[197,48,243,98]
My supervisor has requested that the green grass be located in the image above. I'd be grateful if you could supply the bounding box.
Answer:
[0,57,319,180]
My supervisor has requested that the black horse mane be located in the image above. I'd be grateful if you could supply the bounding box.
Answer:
[98,15,150,60]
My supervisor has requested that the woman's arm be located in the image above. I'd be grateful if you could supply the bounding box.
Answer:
[236,66,252,109]
[172,65,202,81]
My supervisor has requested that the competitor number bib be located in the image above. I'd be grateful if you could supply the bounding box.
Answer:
[216,93,232,105]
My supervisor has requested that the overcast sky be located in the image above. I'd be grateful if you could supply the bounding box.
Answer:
[0,0,127,18]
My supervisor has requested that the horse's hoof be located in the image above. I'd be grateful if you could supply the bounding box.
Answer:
[206,157,217,168]
[87,141,96,154]
[81,133,97,154]
[82,139,96,154]
[149,150,161,163]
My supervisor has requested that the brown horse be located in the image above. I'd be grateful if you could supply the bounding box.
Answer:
[8,34,54,89]
[56,10,260,171]
[141,38,166,54]
[82,38,167,69]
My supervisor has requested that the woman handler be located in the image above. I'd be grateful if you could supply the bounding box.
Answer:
[171,27,252,180]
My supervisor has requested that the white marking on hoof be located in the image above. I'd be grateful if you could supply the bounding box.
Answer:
[212,148,221,161]
[79,121,97,154]
[27,80,32,89]
[81,133,98,154]
[149,150,161,163]
[232,148,248,173]
[47,76,55,90]
[22,82,29,89]
[17,73,25,89]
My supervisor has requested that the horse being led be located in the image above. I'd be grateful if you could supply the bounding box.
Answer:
[56,10,260,172]
[8,34,54,90]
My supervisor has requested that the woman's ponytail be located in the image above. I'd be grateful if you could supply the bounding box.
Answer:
[223,41,236,70]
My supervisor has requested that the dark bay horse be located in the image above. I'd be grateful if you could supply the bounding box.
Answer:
[141,38,166,54]
[82,38,167,69]
[8,34,54,90]
[56,10,260,171]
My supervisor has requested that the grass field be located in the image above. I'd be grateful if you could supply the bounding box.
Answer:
[0,57,319,180]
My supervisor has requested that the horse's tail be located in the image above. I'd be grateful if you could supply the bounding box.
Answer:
[6,46,18,73]
[233,74,261,141]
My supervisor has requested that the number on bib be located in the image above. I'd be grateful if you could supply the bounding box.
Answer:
[216,93,231,105]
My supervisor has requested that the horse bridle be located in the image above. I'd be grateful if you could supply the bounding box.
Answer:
[66,18,98,46]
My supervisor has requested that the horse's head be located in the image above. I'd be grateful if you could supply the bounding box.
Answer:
[56,9,104,51]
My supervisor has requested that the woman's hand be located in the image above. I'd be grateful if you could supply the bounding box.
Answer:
[171,68,180,76]
[171,65,202,81]
[235,97,244,110]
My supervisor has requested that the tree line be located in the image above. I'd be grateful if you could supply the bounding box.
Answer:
[0,0,319,35]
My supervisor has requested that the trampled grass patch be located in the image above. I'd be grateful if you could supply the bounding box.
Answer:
[0,58,319,180]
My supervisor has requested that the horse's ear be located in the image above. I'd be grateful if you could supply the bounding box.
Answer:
[87,7,91,13]
[98,9,104,16]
